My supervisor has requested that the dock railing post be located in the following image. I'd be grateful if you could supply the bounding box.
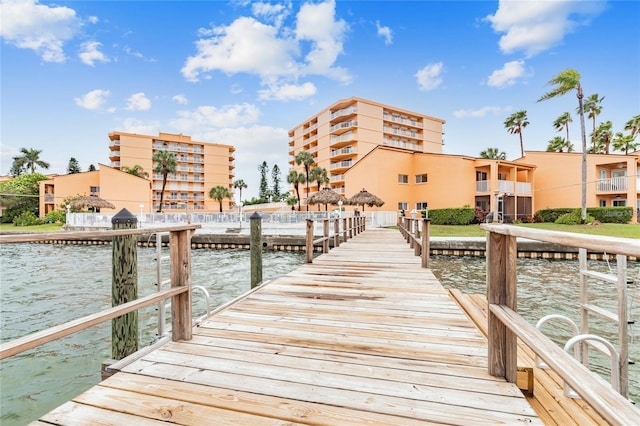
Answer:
[414,220,421,256]
[111,209,139,360]
[487,230,518,383]
[348,217,353,239]
[421,219,430,268]
[323,219,330,253]
[342,217,347,242]
[305,219,314,263]
[170,228,192,342]
[333,218,340,247]
[250,212,263,289]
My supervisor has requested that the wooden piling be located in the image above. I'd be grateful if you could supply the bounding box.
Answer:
[111,209,138,360]
[250,212,263,288]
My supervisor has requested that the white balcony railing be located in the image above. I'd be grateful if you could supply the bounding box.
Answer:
[597,177,628,192]
[476,180,489,193]
[476,180,531,195]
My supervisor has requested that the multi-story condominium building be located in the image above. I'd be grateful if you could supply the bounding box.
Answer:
[517,151,639,222]
[288,97,446,199]
[108,131,235,212]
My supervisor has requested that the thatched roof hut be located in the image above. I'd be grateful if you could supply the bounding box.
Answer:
[70,195,116,211]
[306,187,345,210]
[346,188,384,211]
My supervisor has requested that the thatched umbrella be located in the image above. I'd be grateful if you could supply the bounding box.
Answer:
[70,195,116,211]
[347,188,384,211]
[306,187,345,211]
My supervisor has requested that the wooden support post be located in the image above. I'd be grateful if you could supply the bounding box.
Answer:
[409,219,415,250]
[404,218,410,243]
[323,219,329,253]
[250,212,263,289]
[111,209,138,360]
[305,219,314,263]
[414,222,421,256]
[421,219,430,268]
[348,217,353,239]
[487,231,518,383]
[342,217,347,242]
[170,228,192,341]
[333,219,340,247]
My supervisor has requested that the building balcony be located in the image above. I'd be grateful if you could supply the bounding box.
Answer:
[330,131,356,148]
[476,180,532,195]
[330,146,357,160]
[330,160,353,172]
[330,120,357,134]
[330,173,345,183]
[289,139,295,147]
[330,106,357,121]
[383,126,421,140]
[382,138,421,151]
[303,122,318,133]
[596,177,628,193]
[383,112,422,128]
[111,161,121,167]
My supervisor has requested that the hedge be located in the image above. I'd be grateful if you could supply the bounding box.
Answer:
[425,207,476,225]
[535,207,633,224]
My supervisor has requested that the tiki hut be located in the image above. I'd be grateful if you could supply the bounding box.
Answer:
[347,188,384,211]
[70,195,116,212]
[306,187,345,211]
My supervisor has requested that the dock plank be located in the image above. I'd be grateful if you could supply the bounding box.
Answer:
[32,228,541,425]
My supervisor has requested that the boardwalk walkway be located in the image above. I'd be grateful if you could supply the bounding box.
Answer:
[35,228,540,425]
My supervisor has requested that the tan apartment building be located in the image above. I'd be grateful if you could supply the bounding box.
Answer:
[109,131,235,212]
[39,164,151,216]
[517,151,640,222]
[288,97,446,200]
[343,146,535,220]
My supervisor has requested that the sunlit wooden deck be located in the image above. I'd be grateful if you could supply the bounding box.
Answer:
[34,228,540,425]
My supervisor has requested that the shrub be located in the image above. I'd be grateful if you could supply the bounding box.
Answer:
[555,209,594,225]
[13,211,41,226]
[473,207,489,224]
[586,207,632,223]
[535,208,575,222]
[43,210,66,224]
[427,207,476,225]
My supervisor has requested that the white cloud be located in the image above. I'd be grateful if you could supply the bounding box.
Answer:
[172,94,188,105]
[252,1,291,27]
[79,41,109,66]
[74,89,110,110]
[181,0,350,92]
[0,0,81,62]
[415,62,443,91]
[453,106,510,119]
[485,0,605,57]
[258,81,317,101]
[170,103,261,132]
[88,16,99,24]
[487,60,526,88]
[376,20,392,45]
[125,92,152,111]
[119,118,161,135]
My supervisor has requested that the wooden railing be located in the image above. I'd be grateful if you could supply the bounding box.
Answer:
[398,217,430,268]
[305,217,366,263]
[481,224,640,425]
[0,225,199,360]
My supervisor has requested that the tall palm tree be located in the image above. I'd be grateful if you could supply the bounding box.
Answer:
[612,132,639,155]
[538,68,587,222]
[582,93,604,151]
[287,170,305,211]
[504,110,529,158]
[232,179,247,208]
[479,147,506,160]
[624,114,640,139]
[152,150,177,213]
[13,148,50,174]
[209,185,230,213]
[121,164,149,178]
[553,112,573,143]
[593,121,613,154]
[294,151,315,210]
[309,166,330,211]
[546,136,574,153]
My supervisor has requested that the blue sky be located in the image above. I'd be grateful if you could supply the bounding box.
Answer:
[1,0,638,199]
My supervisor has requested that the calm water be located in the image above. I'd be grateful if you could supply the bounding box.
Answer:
[1,245,638,424]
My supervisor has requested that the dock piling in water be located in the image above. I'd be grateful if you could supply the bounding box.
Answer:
[250,212,263,288]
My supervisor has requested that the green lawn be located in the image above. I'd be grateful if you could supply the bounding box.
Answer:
[427,222,640,239]
[0,223,64,233]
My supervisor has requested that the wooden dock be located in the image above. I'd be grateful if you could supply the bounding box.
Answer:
[33,228,540,425]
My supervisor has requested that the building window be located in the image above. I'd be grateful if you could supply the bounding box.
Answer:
[416,202,428,210]
[398,202,408,211]
[476,171,487,181]
[416,174,428,183]
[599,199,607,207]
[498,173,508,180]
[90,186,99,195]
[398,174,408,184]
[476,200,490,211]
[613,199,627,207]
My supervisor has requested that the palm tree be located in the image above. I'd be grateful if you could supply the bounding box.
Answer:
[209,185,230,212]
[287,170,305,211]
[553,112,573,142]
[546,136,574,153]
[583,93,604,151]
[538,68,587,222]
[593,121,613,154]
[479,147,506,160]
[233,179,247,208]
[152,150,177,213]
[624,114,640,139]
[504,110,529,158]
[121,164,149,178]
[294,151,315,210]
[612,132,639,155]
[13,148,50,174]
[309,166,329,211]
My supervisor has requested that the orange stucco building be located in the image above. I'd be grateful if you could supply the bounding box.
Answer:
[39,164,151,216]
[108,131,235,211]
